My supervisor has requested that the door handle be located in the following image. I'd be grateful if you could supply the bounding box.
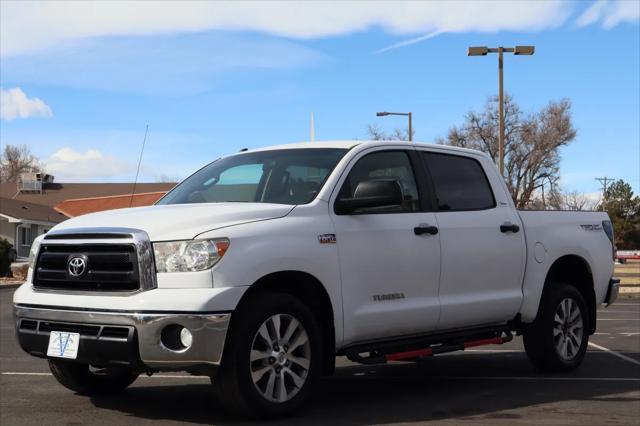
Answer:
[414,225,439,236]
[500,223,520,233]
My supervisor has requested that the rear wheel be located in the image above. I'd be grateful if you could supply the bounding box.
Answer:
[48,359,138,395]
[523,283,589,372]
[213,292,321,418]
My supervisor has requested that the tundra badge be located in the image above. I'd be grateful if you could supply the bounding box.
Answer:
[318,234,337,244]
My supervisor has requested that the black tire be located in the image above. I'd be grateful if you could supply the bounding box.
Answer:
[48,359,138,395]
[523,283,589,372]
[213,292,322,419]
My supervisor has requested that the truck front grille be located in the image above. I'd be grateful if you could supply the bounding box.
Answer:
[19,319,132,341]
[34,244,140,292]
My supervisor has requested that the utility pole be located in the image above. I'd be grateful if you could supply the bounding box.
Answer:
[498,47,504,177]
[595,176,614,203]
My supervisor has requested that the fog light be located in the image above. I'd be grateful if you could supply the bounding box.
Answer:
[180,327,193,349]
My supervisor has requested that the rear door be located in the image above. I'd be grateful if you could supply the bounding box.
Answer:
[330,148,442,345]
[419,151,525,330]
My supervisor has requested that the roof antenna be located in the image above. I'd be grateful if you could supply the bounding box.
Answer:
[130,124,149,208]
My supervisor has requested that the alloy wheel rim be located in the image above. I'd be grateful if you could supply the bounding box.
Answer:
[553,298,583,361]
[249,313,311,403]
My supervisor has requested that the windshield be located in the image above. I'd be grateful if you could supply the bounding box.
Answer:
[157,148,347,206]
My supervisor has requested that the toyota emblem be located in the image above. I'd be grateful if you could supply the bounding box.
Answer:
[68,257,86,277]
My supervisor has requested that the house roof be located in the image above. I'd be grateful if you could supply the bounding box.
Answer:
[0,182,176,208]
[0,197,66,224]
[55,191,168,217]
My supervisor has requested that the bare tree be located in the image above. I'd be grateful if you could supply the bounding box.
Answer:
[366,123,415,141]
[545,186,565,210]
[0,144,43,183]
[437,95,576,208]
[562,190,596,211]
[366,123,387,141]
[529,186,597,211]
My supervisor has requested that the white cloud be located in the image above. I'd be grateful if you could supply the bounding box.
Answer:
[1,1,572,57]
[2,34,327,95]
[0,87,52,120]
[576,0,639,28]
[45,148,133,181]
[576,1,608,27]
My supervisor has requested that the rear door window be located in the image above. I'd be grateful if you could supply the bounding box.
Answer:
[422,152,495,211]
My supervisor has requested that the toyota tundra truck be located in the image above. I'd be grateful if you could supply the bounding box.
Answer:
[14,141,619,418]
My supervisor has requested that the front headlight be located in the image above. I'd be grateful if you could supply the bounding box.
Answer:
[28,235,44,271]
[153,238,230,273]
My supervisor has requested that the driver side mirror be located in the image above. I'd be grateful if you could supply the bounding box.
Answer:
[335,180,403,215]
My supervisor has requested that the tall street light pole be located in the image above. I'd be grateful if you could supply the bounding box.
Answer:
[376,111,412,142]
[468,45,534,177]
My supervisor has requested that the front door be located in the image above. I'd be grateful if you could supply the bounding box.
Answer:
[16,224,32,258]
[330,148,441,345]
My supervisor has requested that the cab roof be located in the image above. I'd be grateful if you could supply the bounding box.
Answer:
[246,140,487,157]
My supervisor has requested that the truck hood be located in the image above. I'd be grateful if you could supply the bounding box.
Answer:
[51,203,295,241]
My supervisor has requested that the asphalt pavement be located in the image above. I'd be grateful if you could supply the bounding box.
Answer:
[1,287,639,425]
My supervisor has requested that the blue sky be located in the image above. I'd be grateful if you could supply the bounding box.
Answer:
[0,1,638,197]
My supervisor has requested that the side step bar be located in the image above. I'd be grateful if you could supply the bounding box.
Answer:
[385,333,513,361]
[344,327,513,365]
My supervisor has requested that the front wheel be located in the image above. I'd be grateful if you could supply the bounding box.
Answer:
[213,292,322,418]
[523,283,589,372]
[48,359,138,395]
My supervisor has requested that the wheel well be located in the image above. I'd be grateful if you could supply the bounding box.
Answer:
[234,271,336,375]
[544,255,596,334]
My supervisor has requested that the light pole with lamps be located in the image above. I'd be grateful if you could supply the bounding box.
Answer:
[376,111,413,142]
[467,45,534,177]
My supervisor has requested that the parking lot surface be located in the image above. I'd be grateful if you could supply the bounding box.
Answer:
[1,287,639,425]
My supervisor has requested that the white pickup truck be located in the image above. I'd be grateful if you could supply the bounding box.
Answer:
[14,141,619,418]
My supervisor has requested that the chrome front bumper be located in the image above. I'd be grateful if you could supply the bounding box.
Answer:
[14,304,230,371]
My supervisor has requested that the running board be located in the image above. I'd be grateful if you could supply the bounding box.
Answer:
[345,327,513,365]
[385,332,513,361]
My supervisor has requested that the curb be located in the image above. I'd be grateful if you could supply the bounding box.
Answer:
[0,283,23,290]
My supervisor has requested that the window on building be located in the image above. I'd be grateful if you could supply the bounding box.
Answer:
[18,226,31,246]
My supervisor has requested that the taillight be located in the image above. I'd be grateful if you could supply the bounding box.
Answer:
[602,220,616,261]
